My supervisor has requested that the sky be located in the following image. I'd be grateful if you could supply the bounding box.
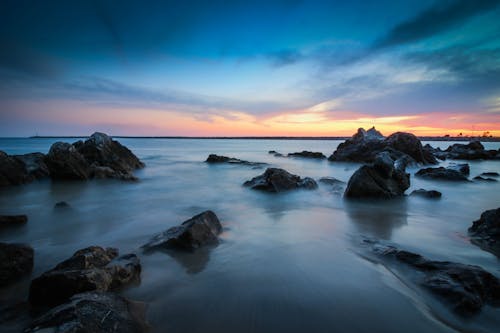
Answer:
[0,0,499,137]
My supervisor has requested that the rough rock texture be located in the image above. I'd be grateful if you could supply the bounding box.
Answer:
[328,127,436,164]
[410,189,442,199]
[14,153,50,180]
[243,168,318,192]
[45,142,91,180]
[143,210,222,251]
[0,242,34,287]
[415,165,469,181]
[469,208,500,257]
[26,292,148,333]
[368,241,500,315]
[287,151,326,159]
[344,152,410,199]
[0,151,32,186]
[445,141,499,160]
[205,154,265,166]
[29,246,141,307]
[0,215,28,228]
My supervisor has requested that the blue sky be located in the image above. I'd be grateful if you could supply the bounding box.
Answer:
[0,0,499,136]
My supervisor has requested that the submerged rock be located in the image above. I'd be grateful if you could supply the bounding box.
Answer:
[344,152,410,199]
[415,165,469,181]
[0,242,34,287]
[54,201,70,209]
[205,154,265,166]
[243,168,318,192]
[469,208,500,257]
[26,292,148,333]
[143,210,222,251]
[0,215,28,228]
[287,151,326,159]
[410,189,442,199]
[367,241,500,315]
[29,246,141,307]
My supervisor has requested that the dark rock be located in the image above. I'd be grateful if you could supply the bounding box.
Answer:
[410,189,442,199]
[368,241,500,315]
[287,151,326,159]
[0,242,34,287]
[448,163,470,176]
[142,210,222,251]
[54,201,70,209]
[45,142,91,180]
[481,172,499,177]
[268,150,284,157]
[29,246,141,307]
[385,132,437,165]
[205,154,265,166]
[0,214,28,228]
[344,152,410,199]
[423,144,447,161]
[473,176,497,182]
[0,151,30,186]
[243,168,318,192]
[444,141,498,160]
[319,177,345,186]
[415,165,469,181]
[25,292,149,333]
[469,208,500,257]
[14,153,50,180]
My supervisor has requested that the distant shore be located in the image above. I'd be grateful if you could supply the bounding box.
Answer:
[15,135,500,142]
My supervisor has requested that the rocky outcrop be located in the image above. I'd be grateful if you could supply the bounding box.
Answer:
[410,189,442,199]
[415,164,469,181]
[0,151,44,186]
[243,168,318,192]
[444,141,499,160]
[143,210,222,251]
[29,246,141,307]
[367,241,500,315]
[0,242,34,287]
[26,292,148,333]
[205,154,265,166]
[45,142,91,180]
[0,215,28,229]
[469,208,500,257]
[344,152,410,199]
[287,151,326,159]
[328,127,436,165]
[14,153,50,180]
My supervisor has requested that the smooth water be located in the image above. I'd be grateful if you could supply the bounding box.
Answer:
[1,138,499,333]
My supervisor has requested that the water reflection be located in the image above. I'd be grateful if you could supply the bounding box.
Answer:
[145,246,213,274]
[345,198,408,240]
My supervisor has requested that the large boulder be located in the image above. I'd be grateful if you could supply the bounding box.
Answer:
[45,142,90,180]
[243,168,318,192]
[14,152,50,180]
[445,141,499,160]
[0,151,30,186]
[469,208,500,257]
[368,241,500,315]
[0,242,34,287]
[29,246,141,307]
[415,164,469,181]
[143,210,222,251]
[385,132,437,164]
[26,292,148,333]
[287,151,326,159]
[344,152,410,199]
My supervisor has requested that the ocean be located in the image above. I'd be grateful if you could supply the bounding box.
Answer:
[1,138,499,333]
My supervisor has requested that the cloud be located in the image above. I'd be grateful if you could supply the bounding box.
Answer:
[266,49,304,67]
[373,0,500,49]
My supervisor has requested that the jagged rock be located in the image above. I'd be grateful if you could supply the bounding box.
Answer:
[367,241,500,315]
[423,144,447,161]
[287,151,326,159]
[410,189,442,199]
[0,242,34,287]
[0,215,28,228]
[205,154,265,166]
[45,142,90,180]
[0,151,30,186]
[25,292,148,333]
[29,246,141,307]
[328,127,387,163]
[344,152,410,199]
[143,210,222,251]
[243,168,318,192]
[415,165,469,181]
[469,208,500,257]
[444,141,499,160]
[14,153,50,180]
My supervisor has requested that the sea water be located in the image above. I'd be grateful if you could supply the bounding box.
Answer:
[1,138,499,333]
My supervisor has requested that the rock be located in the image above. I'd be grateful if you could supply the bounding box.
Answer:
[344,152,410,199]
[205,154,265,166]
[473,176,497,182]
[287,151,326,159]
[14,153,50,180]
[469,208,500,257]
[0,215,28,228]
[385,132,437,165]
[410,189,442,199]
[367,241,500,315]
[268,150,284,157]
[415,165,469,181]
[54,201,70,209]
[45,142,91,180]
[25,292,148,333]
[423,144,447,161]
[0,151,30,186]
[0,242,34,287]
[142,210,222,251]
[243,168,318,192]
[319,177,345,186]
[481,172,499,177]
[448,163,470,175]
[29,246,141,307]
[444,141,498,160]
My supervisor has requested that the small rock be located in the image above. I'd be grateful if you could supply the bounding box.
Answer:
[287,151,326,159]
[205,154,265,166]
[243,168,318,192]
[410,189,442,199]
[473,176,497,182]
[0,242,34,287]
[142,210,222,251]
[0,215,28,228]
[54,201,70,209]
[415,165,469,181]
[25,292,149,333]
[481,172,499,177]
[469,207,500,257]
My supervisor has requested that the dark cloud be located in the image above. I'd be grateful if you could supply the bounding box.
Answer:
[374,0,500,49]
